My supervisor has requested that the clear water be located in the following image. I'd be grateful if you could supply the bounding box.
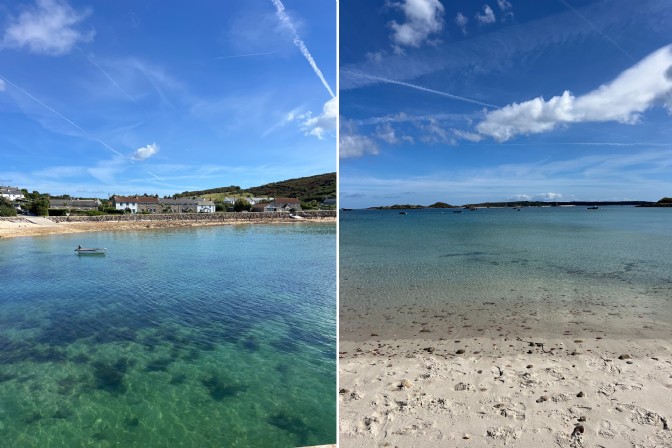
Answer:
[0,224,336,447]
[340,207,672,339]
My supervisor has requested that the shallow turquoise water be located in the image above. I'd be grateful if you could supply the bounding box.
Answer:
[340,207,672,338]
[0,223,336,447]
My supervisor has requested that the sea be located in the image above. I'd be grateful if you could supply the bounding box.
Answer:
[340,206,672,340]
[0,223,336,447]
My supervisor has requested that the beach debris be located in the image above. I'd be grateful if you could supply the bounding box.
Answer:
[399,379,412,389]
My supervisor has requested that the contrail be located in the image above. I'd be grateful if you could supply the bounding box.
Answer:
[77,47,139,104]
[558,0,635,62]
[343,71,500,109]
[0,75,126,158]
[215,51,277,60]
[270,0,335,98]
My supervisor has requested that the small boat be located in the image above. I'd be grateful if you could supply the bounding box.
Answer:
[587,206,599,210]
[75,247,106,255]
[289,214,305,220]
[398,211,407,215]
[341,208,353,211]
[452,210,462,213]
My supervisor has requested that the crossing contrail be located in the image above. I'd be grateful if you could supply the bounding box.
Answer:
[270,0,335,98]
[343,71,500,109]
[0,75,126,158]
[215,51,277,60]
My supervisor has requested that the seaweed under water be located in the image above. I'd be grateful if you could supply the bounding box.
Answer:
[201,375,248,401]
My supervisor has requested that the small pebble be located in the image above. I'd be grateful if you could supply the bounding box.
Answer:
[456,349,465,354]
[526,365,533,369]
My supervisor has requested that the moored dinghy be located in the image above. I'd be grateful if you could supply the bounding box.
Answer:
[75,246,107,255]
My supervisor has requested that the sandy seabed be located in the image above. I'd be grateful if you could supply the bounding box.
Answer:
[339,333,672,448]
[0,216,335,239]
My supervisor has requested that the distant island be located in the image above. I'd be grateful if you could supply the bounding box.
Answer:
[368,198,672,210]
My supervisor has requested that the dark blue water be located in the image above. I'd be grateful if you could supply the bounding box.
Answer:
[0,224,336,447]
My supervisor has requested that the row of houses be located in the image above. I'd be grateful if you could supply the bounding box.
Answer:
[110,196,302,213]
[3,185,314,214]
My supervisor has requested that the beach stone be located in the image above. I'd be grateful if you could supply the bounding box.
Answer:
[572,425,585,437]
[423,347,436,353]
[577,391,584,397]
[578,416,586,422]
[454,382,472,391]
[463,434,471,440]
[618,354,631,360]
[339,388,349,394]
[626,360,633,364]
[526,365,533,369]
[456,349,465,354]
[400,379,412,389]
[536,395,548,403]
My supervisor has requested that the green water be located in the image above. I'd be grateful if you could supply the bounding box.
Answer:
[0,224,336,447]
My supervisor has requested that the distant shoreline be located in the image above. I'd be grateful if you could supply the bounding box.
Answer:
[0,211,336,239]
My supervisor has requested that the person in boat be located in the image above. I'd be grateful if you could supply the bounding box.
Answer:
[77,245,81,250]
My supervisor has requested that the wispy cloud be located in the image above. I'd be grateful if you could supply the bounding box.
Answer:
[389,0,445,49]
[497,0,512,11]
[475,4,496,25]
[270,0,335,98]
[477,44,672,141]
[340,120,379,159]
[0,78,5,91]
[2,0,94,55]
[215,51,277,60]
[342,0,671,92]
[455,12,468,35]
[132,143,159,161]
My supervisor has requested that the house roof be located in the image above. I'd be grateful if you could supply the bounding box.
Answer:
[273,198,300,204]
[113,196,159,204]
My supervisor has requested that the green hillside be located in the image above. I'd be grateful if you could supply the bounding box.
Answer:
[176,173,336,205]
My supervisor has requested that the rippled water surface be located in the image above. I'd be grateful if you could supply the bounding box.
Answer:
[340,207,672,339]
[0,223,336,447]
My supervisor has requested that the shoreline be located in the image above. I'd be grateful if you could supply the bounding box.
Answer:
[0,212,336,239]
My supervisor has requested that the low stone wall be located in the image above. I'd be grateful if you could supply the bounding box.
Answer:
[43,210,336,223]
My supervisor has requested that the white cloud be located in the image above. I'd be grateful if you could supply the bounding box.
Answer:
[453,129,483,142]
[132,143,159,161]
[301,97,337,139]
[0,79,5,91]
[475,5,496,24]
[340,120,379,158]
[389,0,445,48]
[375,122,414,144]
[477,44,672,141]
[497,0,512,11]
[455,12,468,35]
[2,0,94,56]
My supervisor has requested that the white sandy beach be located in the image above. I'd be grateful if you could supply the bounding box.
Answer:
[340,334,672,447]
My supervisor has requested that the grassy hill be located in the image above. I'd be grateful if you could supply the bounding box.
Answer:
[176,173,336,206]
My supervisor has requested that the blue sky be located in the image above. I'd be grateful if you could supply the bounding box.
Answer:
[0,0,335,197]
[339,0,672,208]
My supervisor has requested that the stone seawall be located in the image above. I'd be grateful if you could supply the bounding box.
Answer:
[42,210,336,223]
